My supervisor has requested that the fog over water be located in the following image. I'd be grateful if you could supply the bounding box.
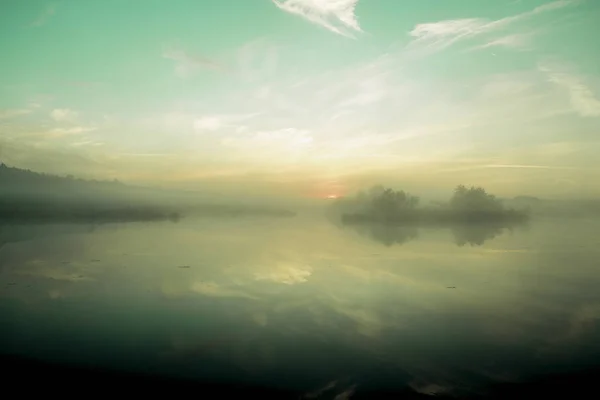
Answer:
[1,209,599,396]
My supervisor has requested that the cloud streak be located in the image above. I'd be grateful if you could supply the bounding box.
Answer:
[162,45,222,78]
[539,62,600,117]
[468,32,537,52]
[50,108,78,123]
[408,0,576,54]
[0,109,31,120]
[272,0,362,38]
[46,126,98,138]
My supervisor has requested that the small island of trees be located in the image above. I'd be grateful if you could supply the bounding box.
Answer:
[333,185,530,225]
[330,185,530,247]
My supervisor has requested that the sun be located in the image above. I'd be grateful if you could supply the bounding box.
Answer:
[326,194,339,199]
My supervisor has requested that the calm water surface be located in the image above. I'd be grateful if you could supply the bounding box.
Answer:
[1,216,599,395]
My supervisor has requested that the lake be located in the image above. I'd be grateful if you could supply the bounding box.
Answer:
[1,215,599,397]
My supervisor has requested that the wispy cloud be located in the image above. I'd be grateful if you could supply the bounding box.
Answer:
[193,113,260,133]
[162,44,222,78]
[484,164,578,169]
[436,163,578,174]
[539,62,600,117]
[115,152,174,157]
[468,32,538,52]
[193,116,223,131]
[50,108,78,123]
[46,126,97,138]
[29,3,57,27]
[220,127,314,160]
[146,43,587,174]
[408,0,575,54]
[0,108,31,120]
[69,140,104,147]
[272,0,362,38]
[134,111,259,136]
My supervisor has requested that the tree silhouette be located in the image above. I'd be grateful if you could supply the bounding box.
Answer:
[369,188,419,219]
[450,185,504,214]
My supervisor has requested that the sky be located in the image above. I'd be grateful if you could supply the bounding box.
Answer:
[1,0,599,200]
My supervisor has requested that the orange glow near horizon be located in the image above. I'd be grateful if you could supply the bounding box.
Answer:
[302,180,346,200]
[304,191,342,200]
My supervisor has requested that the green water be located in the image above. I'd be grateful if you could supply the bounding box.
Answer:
[1,215,599,394]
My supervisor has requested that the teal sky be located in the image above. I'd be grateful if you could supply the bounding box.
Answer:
[1,0,599,199]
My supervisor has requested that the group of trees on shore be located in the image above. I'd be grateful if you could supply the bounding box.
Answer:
[0,163,296,223]
[0,162,124,188]
[0,162,183,223]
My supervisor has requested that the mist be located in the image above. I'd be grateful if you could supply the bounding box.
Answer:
[0,163,297,223]
[4,160,600,226]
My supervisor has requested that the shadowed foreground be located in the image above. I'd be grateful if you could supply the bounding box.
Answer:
[3,354,598,399]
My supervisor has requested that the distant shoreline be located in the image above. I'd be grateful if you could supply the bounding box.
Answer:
[0,198,299,224]
[0,203,182,224]
[0,163,297,224]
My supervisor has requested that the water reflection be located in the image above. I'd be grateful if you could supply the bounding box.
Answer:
[0,222,96,251]
[339,219,527,247]
[0,216,599,396]
[450,221,525,247]
[345,222,419,247]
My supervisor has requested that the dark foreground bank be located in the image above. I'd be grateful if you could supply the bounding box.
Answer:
[3,354,599,399]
